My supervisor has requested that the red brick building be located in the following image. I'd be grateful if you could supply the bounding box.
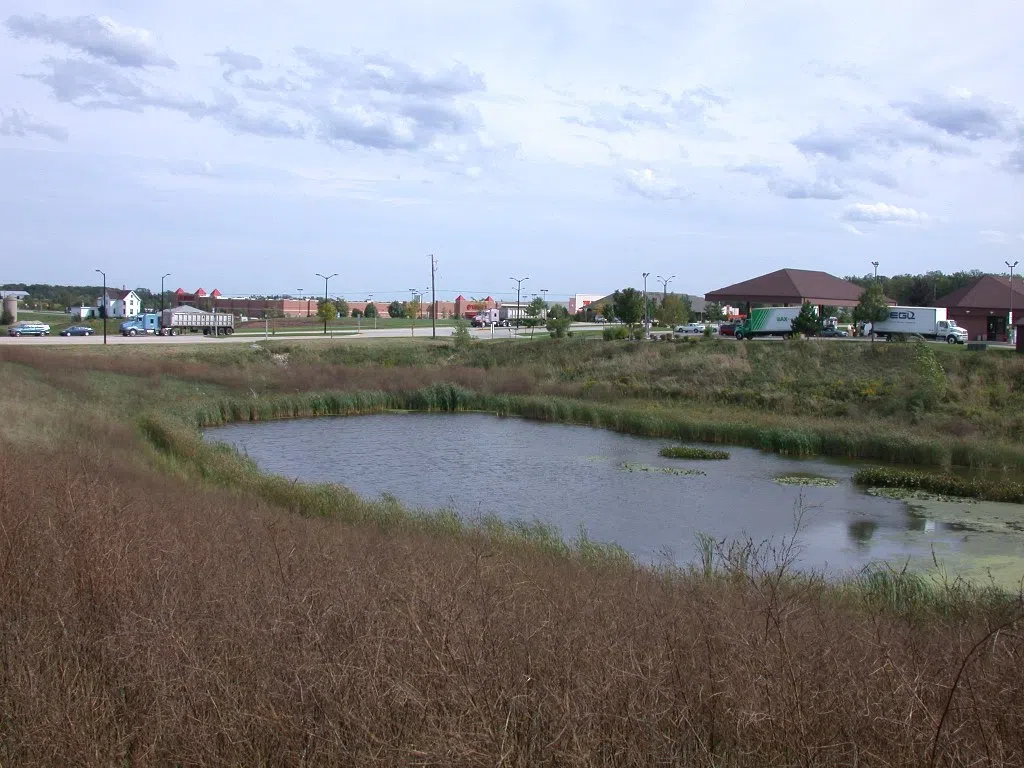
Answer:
[453,295,495,319]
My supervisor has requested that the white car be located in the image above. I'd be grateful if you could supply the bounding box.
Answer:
[674,323,706,335]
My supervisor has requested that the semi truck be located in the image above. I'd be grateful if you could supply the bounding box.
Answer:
[869,307,967,344]
[471,308,501,327]
[734,306,805,340]
[119,308,235,337]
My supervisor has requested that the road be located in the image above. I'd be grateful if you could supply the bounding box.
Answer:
[1,324,1015,349]
[0,324,602,346]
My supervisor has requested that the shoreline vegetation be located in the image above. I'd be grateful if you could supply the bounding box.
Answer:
[2,338,1024,764]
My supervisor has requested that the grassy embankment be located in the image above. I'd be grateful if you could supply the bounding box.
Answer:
[1,338,1023,765]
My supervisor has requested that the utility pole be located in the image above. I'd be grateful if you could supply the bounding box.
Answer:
[315,272,337,335]
[430,254,438,339]
[160,272,171,314]
[1008,260,1019,344]
[510,276,529,334]
[642,272,650,339]
[870,261,879,344]
[95,269,107,345]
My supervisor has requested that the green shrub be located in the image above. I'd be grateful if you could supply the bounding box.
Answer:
[603,326,629,341]
[659,445,730,460]
[451,318,472,350]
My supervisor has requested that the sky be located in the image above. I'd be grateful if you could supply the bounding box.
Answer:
[1,0,1022,302]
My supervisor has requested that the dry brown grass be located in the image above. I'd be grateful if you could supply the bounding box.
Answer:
[2,441,1023,766]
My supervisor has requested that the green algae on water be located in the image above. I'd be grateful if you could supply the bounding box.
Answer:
[773,473,839,487]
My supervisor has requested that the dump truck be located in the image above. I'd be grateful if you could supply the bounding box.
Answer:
[869,307,967,344]
[734,307,805,340]
[119,308,235,337]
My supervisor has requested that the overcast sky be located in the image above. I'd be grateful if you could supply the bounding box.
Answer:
[1,1,1022,301]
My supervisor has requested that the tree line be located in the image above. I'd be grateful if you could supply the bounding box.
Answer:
[844,270,988,306]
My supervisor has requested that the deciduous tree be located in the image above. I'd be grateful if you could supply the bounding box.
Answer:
[546,304,571,338]
[525,296,546,338]
[387,300,406,319]
[854,282,890,336]
[655,294,690,327]
[612,288,644,336]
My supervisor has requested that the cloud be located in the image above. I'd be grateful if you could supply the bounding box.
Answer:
[211,49,263,74]
[564,87,727,134]
[793,120,966,161]
[1006,144,1024,174]
[731,161,895,200]
[617,168,690,201]
[24,57,207,116]
[979,229,1024,245]
[767,175,849,200]
[4,13,174,68]
[892,91,1019,141]
[18,42,484,153]
[293,48,484,98]
[840,202,930,225]
[803,60,865,81]
[0,107,67,141]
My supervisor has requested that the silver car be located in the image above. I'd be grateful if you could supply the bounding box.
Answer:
[7,321,51,337]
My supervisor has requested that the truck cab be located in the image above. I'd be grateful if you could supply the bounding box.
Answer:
[120,313,160,336]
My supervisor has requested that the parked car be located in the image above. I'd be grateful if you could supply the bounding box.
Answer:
[593,315,608,323]
[59,325,95,336]
[7,321,50,337]
[820,328,850,338]
[674,323,706,335]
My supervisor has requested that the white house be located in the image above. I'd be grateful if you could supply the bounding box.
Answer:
[97,289,141,318]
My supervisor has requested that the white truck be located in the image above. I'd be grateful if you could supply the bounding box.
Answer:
[870,307,967,344]
[734,306,805,340]
[471,308,502,327]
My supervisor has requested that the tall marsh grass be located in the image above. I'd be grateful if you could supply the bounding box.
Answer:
[2,441,1023,765]
[189,383,1024,468]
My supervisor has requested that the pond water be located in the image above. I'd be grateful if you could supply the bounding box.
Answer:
[206,413,1024,587]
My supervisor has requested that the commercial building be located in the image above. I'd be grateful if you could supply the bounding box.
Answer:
[174,288,314,318]
[934,275,1024,342]
[453,295,496,319]
[568,294,606,315]
[704,268,881,313]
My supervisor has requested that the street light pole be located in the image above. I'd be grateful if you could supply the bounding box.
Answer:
[315,272,337,335]
[95,269,107,345]
[1008,260,1019,344]
[642,272,650,338]
[656,274,675,302]
[160,272,171,314]
[510,276,529,333]
[367,294,376,330]
[871,261,879,281]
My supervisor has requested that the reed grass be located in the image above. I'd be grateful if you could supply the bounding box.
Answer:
[659,445,731,460]
[854,466,1024,504]
[189,383,1024,469]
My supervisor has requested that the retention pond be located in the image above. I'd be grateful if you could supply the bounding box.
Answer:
[206,413,1024,588]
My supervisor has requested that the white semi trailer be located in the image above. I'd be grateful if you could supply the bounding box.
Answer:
[870,307,967,344]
